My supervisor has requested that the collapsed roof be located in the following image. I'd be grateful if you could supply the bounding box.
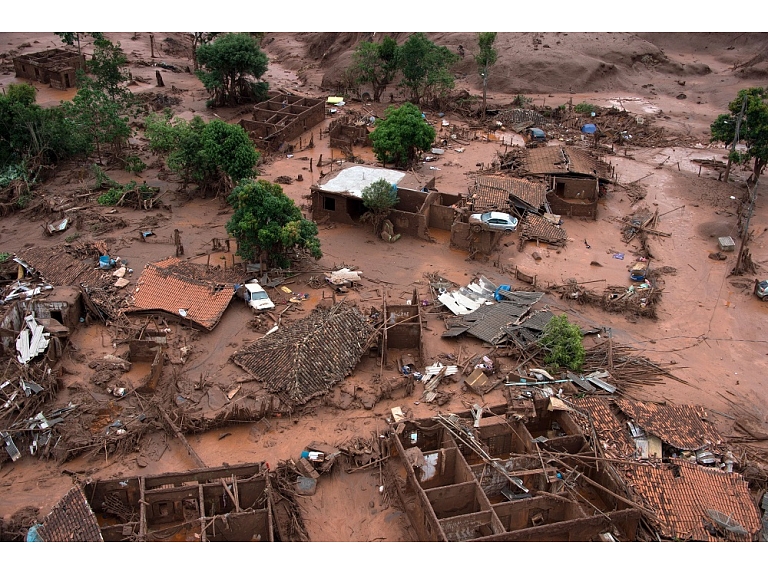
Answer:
[624,460,761,541]
[471,175,548,213]
[36,485,103,542]
[128,258,235,331]
[231,305,375,406]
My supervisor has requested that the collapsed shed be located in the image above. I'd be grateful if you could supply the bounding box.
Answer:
[231,304,375,407]
[13,48,85,90]
[469,175,547,216]
[239,92,325,151]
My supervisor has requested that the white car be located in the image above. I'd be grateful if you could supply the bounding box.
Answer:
[244,281,275,311]
[469,211,519,233]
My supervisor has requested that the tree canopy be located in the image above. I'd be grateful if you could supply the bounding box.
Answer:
[348,36,399,102]
[398,33,459,105]
[369,103,436,168]
[195,33,269,106]
[475,33,498,121]
[360,177,399,236]
[226,179,321,267]
[710,87,768,183]
[145,112,259,195]
[538,314,585,372]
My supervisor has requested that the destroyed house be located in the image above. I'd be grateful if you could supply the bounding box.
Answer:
[328,114,371,153]
[239,92,325,151]
[310,165,439,240]
[571,397,726,463]
[470,175,547,216]
[391,400,641,541]
[13,48,85,90]
[128,258,234,331]
[82,463,274,541]
[519,146,612,220]
[232,305,375,407]
[623,460,761,541]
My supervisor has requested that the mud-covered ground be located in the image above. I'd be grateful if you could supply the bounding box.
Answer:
[1,32,768,543]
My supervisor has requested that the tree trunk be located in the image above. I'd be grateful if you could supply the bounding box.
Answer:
[481,71,488,122]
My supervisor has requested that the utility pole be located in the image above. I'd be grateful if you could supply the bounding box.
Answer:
[723,94,747,183]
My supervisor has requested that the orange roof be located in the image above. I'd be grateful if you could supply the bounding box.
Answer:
[624,460,761,541]
[129,258,234,331]
[615,399,723,451]
[570,396,636,459]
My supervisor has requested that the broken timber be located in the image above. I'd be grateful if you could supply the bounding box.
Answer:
[159,407,207,469]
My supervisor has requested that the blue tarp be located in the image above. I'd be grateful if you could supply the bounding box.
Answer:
[581,124,597,134]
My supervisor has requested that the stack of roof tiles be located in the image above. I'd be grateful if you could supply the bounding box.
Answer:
[231,305,374,406]
[624,460,761,541]
[129,258,234,331]
[37,485,103,542]
[472,175,547,212]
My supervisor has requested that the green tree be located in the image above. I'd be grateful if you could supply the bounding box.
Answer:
[538,314,585,372]
[54,32,104,58]
[475,33,498,122]
[0,83,87,168]
[192,33,220,70]
[226,179,321,267]
[88,35,131,104]
[195,33,269,106]
[61,72,131,164]
[398,33,459,105]
[145,112,259,194]
[347,36,399,103]
[710,87,768,184]
[360,178,399,236]
[369,103,435,168]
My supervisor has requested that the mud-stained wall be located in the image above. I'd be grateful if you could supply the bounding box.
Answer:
[240,94,324,150]
[449,221,500,254]
[390,209,428,240]
[547,176,598,220]
[439,510,499,541]
[426,481,486,519]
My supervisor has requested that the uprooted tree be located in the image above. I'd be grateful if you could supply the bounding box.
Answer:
[360,177,399,238]
[538,314,585,372]
[144,112,259,195]
[195,33,269,107]
[369,102,436,168]
[226,179,322,268]
[710,87,768,184]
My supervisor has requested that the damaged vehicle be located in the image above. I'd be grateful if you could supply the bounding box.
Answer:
[243,281,275,311]
[469,211,519,233]
[754,279,768,301]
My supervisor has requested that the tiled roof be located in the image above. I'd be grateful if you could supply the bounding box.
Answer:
[19,245,113,289]
[129,258,234,331]
[503,309,555,349]
[472,176,547,211]
[623,460,761,541]
[231,305,375,406]
[519,213,568,245]
[37,485,103,542]
[444,301,531,345]
[570,396,637,459]
[521,146,611,180]
[615,399,723,451]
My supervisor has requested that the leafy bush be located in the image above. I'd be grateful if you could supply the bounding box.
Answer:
[124,155,146,174]
[0,252,10,263]
[538,314,585,371]
[98,185,130,205]
[574,102,596,114]
[512,94,532,107]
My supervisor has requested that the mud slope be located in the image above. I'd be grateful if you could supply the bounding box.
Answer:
[266,31,768,96]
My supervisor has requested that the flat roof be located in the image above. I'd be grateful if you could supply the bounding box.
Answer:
[316,166,429,199]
